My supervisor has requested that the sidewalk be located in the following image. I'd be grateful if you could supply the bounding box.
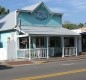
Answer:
[0,55,86,66]
[33,55,86,64]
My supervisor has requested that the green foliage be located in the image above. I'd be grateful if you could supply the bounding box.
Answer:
[63,21,86,30]
[0,5,9,15]
[78,23,84,28]
[63,22,78,30]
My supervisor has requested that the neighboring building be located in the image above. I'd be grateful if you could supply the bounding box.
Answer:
[72,26,86,53]
[0,2,80,60]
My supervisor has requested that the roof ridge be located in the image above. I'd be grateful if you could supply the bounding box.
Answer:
[21,2,43,11]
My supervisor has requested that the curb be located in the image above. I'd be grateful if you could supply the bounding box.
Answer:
[33,61,48,64]
[49,57,86,62]
[0,61,33,67]
[0,56,86,66]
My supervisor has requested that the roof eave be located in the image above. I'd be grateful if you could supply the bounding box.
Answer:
[31,2,52,14]
[16,9,32,13]
[0,29,16,32]
[51,12,63,15]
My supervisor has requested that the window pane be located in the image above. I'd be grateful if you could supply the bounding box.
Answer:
[64,37,74,47]
[19,37,29,49]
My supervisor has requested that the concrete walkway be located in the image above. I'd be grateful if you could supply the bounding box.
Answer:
[0,55,86,66]
[33,55,86,64]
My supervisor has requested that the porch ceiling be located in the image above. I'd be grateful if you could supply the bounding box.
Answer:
[80,32,86,35]
[20,27,80,36]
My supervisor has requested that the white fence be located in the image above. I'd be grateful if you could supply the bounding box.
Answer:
[64,47,76,56]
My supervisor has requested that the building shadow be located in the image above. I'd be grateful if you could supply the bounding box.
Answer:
[0,14,7,20]
[0,21,5,29]
[0,65,13,70]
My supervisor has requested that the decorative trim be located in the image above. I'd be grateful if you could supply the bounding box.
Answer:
[34,11,48,20]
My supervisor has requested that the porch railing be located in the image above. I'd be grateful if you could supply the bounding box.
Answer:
[17,49,29,59]
[31,48,47,59]
[17,47,77,59]
[17,48,47,59]
[49,47,54,56]
[64,47,76,56]
[49,47,62,57]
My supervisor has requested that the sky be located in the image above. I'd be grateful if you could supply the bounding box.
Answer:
[0,0,86,24]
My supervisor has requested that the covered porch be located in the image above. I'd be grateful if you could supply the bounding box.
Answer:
[16,27,80,60]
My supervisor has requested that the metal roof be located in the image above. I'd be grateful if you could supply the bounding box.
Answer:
[20,27,80,36]
[22,2,42,11]
[0,2,63,32]
[21,2,63,15]
[0,11,15,31]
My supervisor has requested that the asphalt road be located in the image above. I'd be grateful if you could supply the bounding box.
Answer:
[0,59,86,80]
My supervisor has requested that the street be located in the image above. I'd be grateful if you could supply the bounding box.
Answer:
[0,59,86,80]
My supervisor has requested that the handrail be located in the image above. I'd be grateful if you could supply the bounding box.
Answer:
[64,47,76,48]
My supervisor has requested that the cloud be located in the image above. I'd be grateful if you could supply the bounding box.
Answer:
[56,0,63,4]
[68,0,86,10]
[50,7,66,13]
[30,0,52,3]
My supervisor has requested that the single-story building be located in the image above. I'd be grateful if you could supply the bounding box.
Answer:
[72,26,86,54]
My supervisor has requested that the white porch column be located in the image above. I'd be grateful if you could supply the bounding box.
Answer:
[16,36,19,59]
[47,36,49,59]
[29,36,31,60]
[75,36,78,56]
[61,36,64,57]
[16,32,19,59]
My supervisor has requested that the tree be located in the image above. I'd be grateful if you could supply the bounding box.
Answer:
[7,9,10,14]
[78,23,84,28]
[84,23,86,26]
[63,21,78,30]
[0,5,9,15]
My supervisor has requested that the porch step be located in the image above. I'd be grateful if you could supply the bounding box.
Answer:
[81,52,86,55]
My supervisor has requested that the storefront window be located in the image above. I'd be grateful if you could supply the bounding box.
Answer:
[49,37,61,47]
[64,37,74,47]
[19,37,29,49]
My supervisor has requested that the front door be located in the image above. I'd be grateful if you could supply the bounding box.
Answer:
[35,36,45,48]
[49,37,61,57]
[35,36,46,58]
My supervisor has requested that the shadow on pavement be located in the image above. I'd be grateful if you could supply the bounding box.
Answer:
[0,65,13,70]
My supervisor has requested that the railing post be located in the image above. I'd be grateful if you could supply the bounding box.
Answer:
[62,47,65,57]
[38,49,40,59]
[61,36,65,57]
[29,36,31,60]
[53,47,54,56]
[47,36,49,59]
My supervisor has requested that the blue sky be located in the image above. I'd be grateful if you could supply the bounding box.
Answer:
[0,0,86,24]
